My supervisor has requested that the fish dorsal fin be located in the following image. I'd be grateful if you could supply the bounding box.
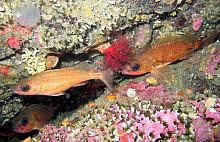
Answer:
[73,61,95,71]
[150,66,173,85]
[151,34,181,47]
[182,32,197,42]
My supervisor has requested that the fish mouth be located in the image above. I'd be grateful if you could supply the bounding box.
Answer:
[11,86,19,94]
[121,65,132,75]
[11,122,28,133]
[11,86,24,95]
[121,70,131,75]
[11,122,18,132]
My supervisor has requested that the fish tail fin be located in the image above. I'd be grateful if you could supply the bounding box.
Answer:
[199,30,220,47]
[100,68,114,92]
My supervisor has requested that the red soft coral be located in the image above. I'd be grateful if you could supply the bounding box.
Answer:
[103,36,132,71]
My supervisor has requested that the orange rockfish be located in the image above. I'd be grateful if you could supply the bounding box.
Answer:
[122,31,219,75]
[11,104,56,133]
[13,62,113,96]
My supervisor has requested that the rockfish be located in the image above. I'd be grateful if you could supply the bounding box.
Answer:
[11,104,56,133]
[122,31,219,75]
[13,62,113,96]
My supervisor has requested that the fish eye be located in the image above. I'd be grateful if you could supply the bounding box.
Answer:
[131,64,140,71]
[21,117,29,126]
[21,84,30,92]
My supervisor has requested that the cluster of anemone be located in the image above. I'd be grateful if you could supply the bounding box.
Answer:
[38,96,220,142]
[191,97,220,142]
[40,99,195,142]
[39,124,72,142]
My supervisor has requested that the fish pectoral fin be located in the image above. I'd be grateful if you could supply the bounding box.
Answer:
[155,62,171,68]
[151,34,181,47]
[179,55,191,60]
[179,50,196,60]
[35,126,43,132]
[72,81,88,87]
[50,92,65,96]
[150,67,173,85]
[100,69,114,92]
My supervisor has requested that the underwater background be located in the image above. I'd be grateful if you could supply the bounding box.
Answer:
[0,0,219,141]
